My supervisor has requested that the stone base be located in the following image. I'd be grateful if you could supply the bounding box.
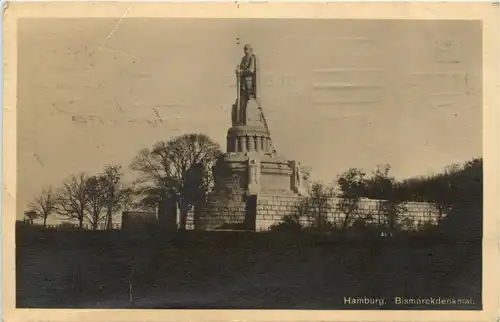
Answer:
[221,152,294,195]
[199,191,306,231]
[200,151,310,231]
[255,194,305,231]
[197,197,246,230]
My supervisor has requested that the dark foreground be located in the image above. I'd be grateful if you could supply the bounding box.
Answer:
[16,226,482,310]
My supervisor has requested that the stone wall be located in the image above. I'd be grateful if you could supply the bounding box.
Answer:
[121,211,158,231]
[193,199,246,230]
[254,194,442,231]
[256,194,299,231]
[186,194,443,232]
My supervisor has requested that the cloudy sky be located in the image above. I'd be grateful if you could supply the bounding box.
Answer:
[17,18,481,218]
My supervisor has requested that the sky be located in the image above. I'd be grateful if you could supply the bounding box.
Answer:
[17,18,482,221]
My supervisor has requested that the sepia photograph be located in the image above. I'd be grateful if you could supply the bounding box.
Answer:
[3,2,499,321]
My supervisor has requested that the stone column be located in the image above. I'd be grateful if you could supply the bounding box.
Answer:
[264,137,269,152]
[239,136,246,153]
[226,137,231,152]
[248,136,255,152]
[233,137,239,152]
[256,136,261,152]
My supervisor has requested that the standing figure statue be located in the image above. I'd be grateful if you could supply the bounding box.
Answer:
[247,158,261,195]
[295,162,302,191]
[237,44,258,104]
[249,159,259,185]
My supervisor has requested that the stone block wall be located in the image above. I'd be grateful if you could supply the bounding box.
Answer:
[184,194,443,232]
[254,195,442,231]
[255,194,301,231]
[194,199,246,230]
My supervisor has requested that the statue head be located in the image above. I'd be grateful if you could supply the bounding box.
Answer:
[244,44,253,55]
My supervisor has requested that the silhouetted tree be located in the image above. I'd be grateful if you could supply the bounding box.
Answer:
[336,168,366,229]
[432,158,482,239]
[301,182,335,230]
[99,165,132,230]
[395,158,482,221]
[56,173,90,229]
[29,186,56,227]
[23,210,38,225]
[364,164,393,200]
[133,181,172,211]
[131,133,222,230]
[364,165,407,233]
[120,187,135,212]
[84,175,107,230]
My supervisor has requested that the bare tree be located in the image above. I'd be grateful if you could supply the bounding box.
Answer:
[29,186,57,227]
[99,165,132,230]
[84,175,107,230]
[336,168,366,229]
[300,182,335,230]
[131,133,222,230]
[365,165,407,234]
[133,180,172,212]
[120,187,135,212]
[56,173,90,229]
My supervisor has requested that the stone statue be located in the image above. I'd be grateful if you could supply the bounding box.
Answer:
[247,158,261,196]
[288,160,301,192]
[237,44,258,104]
[295,162,302,189]
[249,159,259,185]
[300,166,311,196]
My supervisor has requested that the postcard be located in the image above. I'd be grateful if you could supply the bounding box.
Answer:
[3,2,499,322]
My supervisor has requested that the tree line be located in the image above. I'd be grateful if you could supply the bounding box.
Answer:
[25,132,482,233]
[272,158,482,234]
[25,165,134,229]
[26,133,222,230]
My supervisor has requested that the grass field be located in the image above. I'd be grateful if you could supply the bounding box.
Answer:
[16,226,482,309]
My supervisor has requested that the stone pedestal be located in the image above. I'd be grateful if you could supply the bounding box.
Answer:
[219,152,294,195]
[199,84,312,231]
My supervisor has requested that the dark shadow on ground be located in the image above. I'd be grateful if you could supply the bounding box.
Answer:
[16,223,481,310]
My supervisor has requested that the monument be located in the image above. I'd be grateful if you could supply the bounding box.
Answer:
[200,44,312,230]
